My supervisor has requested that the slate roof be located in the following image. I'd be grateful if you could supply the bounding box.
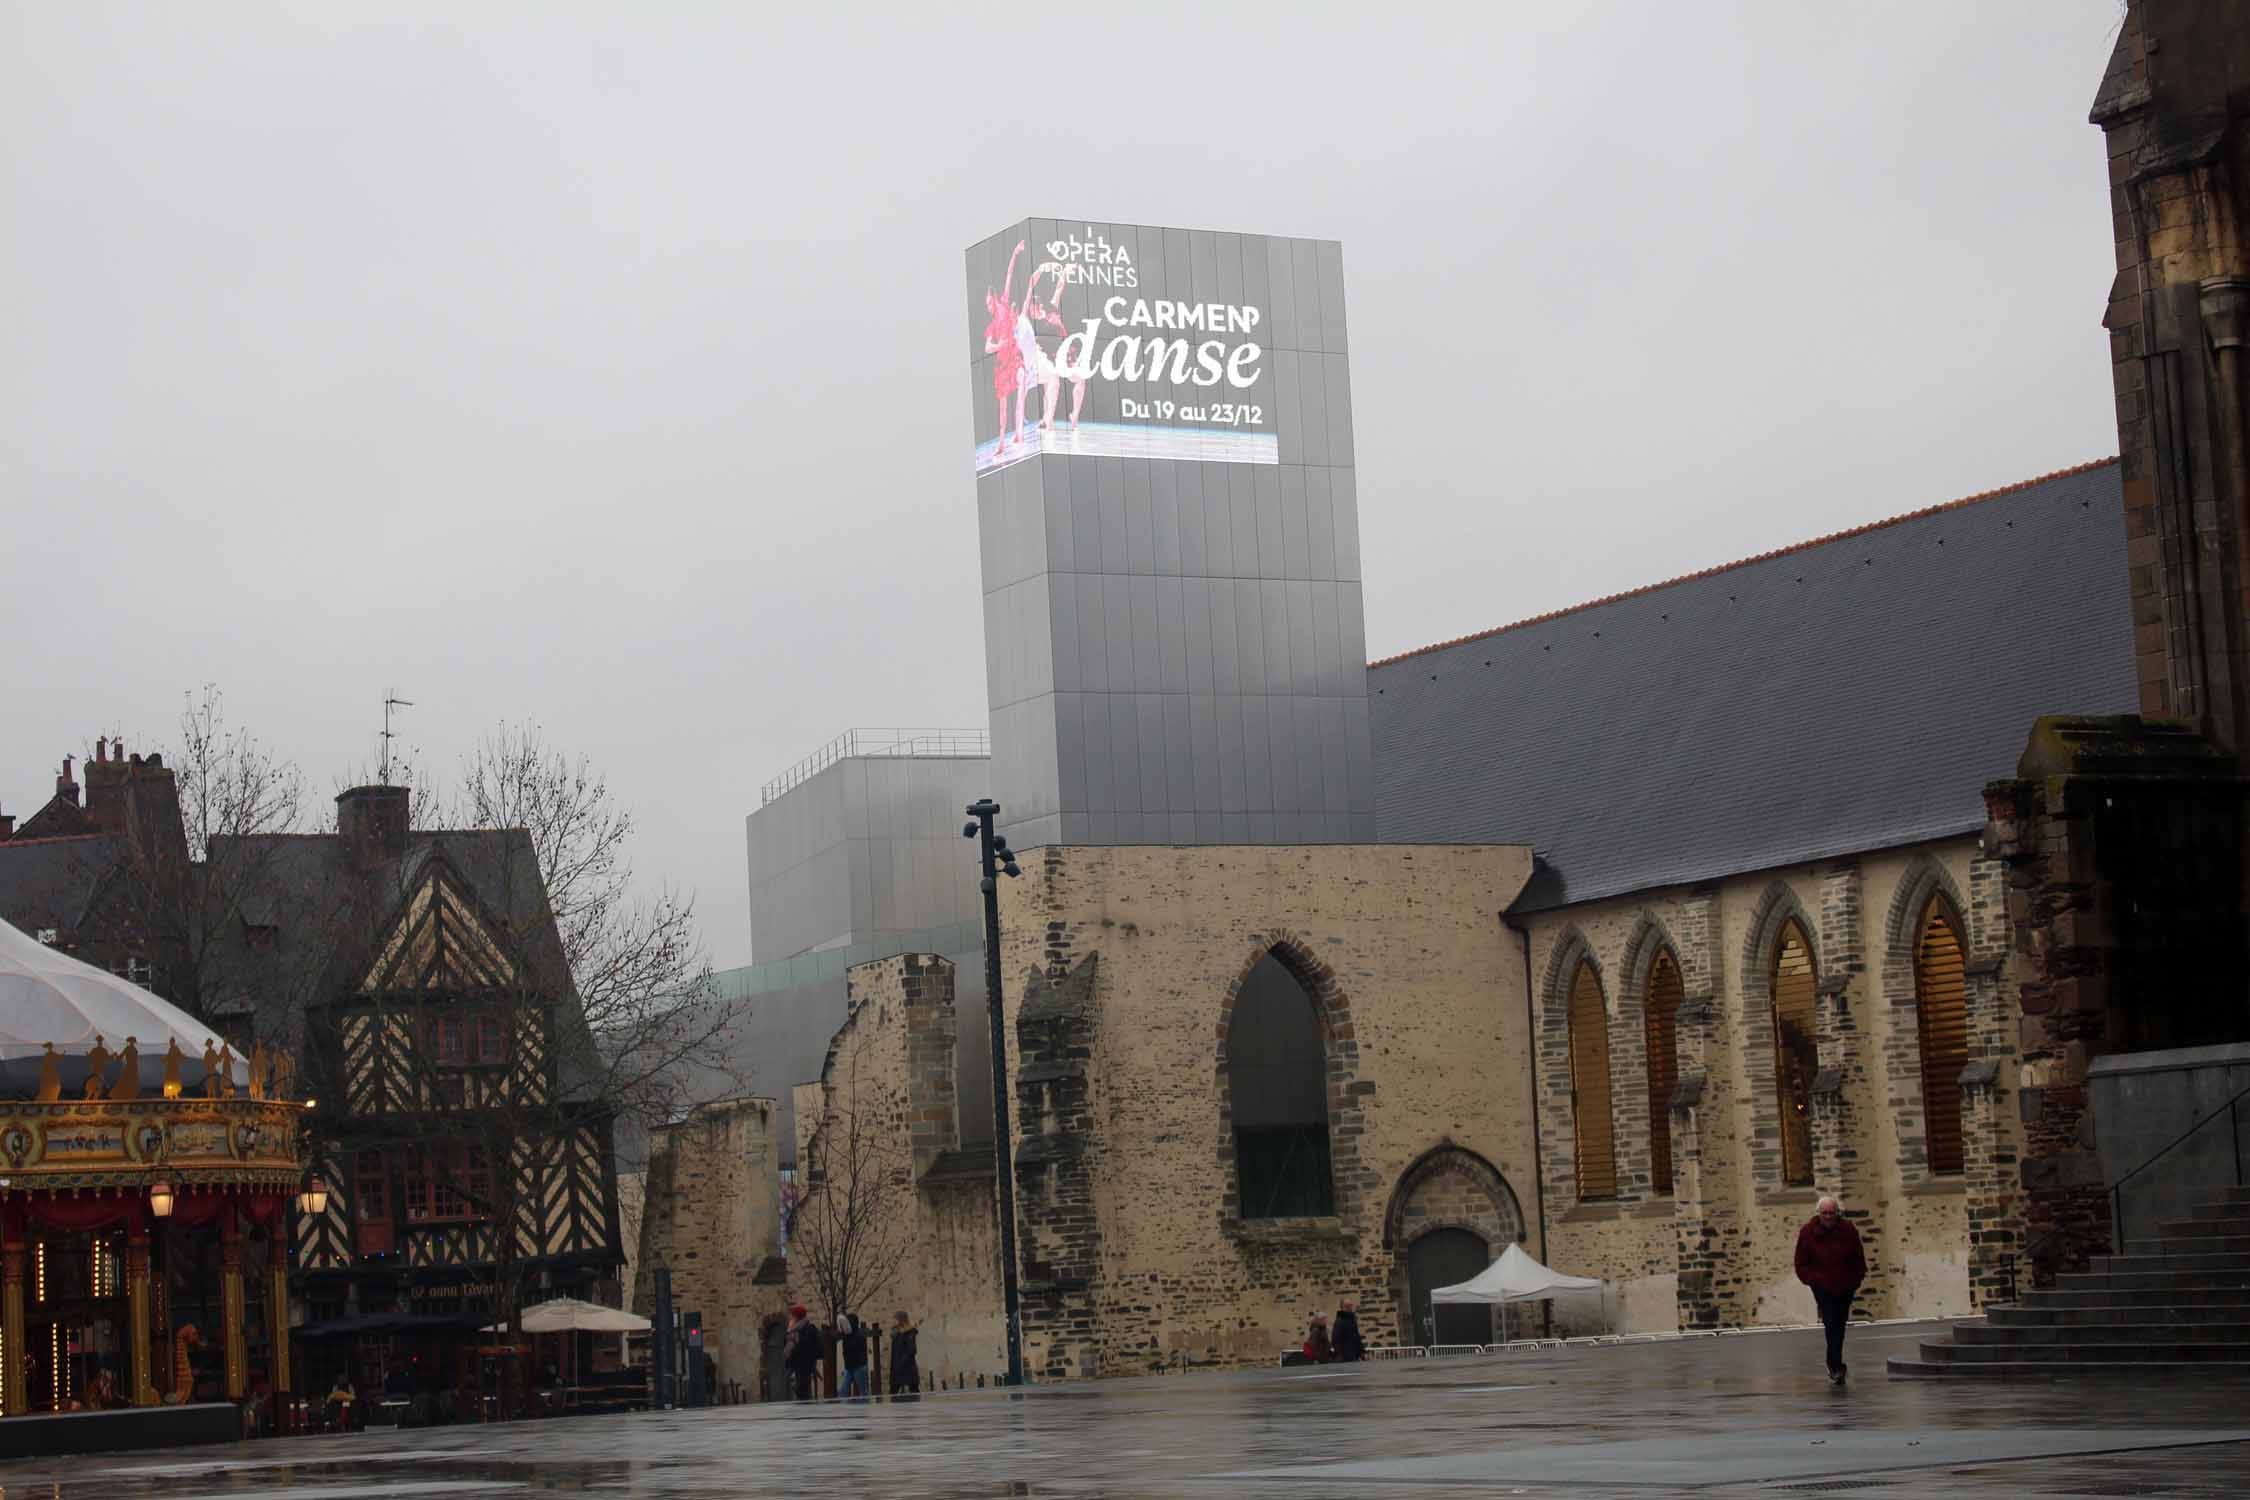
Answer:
[0,834,126,935]
[1368,459,2138,914]
[198,827,588,1086]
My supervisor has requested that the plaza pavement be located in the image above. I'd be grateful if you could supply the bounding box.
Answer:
[8,1319,2250,1498]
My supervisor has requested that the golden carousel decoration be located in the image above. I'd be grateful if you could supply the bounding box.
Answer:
[0,916,311,1418]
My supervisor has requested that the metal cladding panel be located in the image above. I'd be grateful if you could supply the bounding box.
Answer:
[967,219,1369,848]
[746,754,994,964]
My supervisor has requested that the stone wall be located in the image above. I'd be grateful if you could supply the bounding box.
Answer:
[2091,0,2250,749]
[993,843,1537,1378]
[1526,837,2024,1331]
[788,954,1008,1387]
[1983,717,2247,1282]
[631,1097,789,1389]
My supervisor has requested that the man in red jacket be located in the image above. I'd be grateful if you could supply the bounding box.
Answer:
[1794,1195,1867,1384]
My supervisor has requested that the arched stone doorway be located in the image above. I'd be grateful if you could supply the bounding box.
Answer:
[1408,1227,1492,1346]
[1381,1145,1526,1347]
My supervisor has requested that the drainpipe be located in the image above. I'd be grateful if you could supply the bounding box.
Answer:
[1500,904,1547,1262]
[2200,274,2250,752]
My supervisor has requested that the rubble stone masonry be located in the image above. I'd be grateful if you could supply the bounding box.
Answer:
[632,1097,789,1389]
[993,843,1537,1378]
[1526,838,2024,1332]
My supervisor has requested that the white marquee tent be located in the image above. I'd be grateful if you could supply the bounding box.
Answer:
[1429,1243,1605,1343]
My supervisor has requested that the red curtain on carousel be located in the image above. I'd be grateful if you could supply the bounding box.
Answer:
[22,1196,145,1234]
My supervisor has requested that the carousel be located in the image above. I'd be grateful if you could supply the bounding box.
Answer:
[0,916,310,1445]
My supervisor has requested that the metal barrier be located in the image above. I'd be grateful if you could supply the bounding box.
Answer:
[1294,1316,1920,1369]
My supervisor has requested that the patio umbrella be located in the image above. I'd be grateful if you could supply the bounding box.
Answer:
[484,1298,650,1334]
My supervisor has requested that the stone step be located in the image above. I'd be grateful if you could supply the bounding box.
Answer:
[1910,1336,2250,1364]
[2091,1250,2250,1274]
[1954,1320,2250,1345]
[2056,1269,2250,1293]
[1888,1355,2250,1380]
[1990,1302,2250,1327]
[2020,1285,2250,1309]
[2190,1196,2250,1220]
[2156,1217,2250,1240]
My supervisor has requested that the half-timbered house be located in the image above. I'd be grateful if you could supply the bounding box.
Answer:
[206,784,624,1390]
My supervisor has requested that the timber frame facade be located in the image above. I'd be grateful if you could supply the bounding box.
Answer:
[205,785,625,1347]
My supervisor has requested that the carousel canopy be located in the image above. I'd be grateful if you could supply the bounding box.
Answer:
[0,914,246,1093]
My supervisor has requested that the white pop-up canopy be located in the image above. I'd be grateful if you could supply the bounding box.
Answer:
[1430,1243,1606,1342]
[1440,1241,1602,1304]
[1429,1243,1603,1307]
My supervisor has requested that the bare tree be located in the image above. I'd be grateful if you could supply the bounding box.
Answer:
[447,721,734,1132]
[790,1061,913,1329]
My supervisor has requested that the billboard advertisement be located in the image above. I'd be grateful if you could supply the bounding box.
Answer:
[967,220,1344,477]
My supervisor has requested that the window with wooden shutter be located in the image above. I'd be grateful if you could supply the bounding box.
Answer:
[1568,958,1618,1201]
[1644,948,1683,1195]
[354,1149,392,1256]
[1771,919,1819,1187]
[1915,896,1970,1174]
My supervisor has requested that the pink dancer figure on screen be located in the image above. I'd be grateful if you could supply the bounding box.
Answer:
[1030,263,1088,434]
[984,240,1028,456]
[1013,263,1063,442]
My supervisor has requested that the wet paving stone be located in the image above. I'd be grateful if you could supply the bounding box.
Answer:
[4,1323,2247,1497]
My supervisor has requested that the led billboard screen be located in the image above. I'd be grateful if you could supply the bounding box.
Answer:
[966,220,1347,477]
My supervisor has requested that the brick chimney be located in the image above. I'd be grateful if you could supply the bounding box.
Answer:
[336,784,411,865]
[0,806,13,841]
[85,736,131,834]
[122,753,188,877]
[55,755,79,806]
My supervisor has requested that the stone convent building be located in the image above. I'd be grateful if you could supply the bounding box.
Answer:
[659,215,2146,1386]
[767,460,2136,1381]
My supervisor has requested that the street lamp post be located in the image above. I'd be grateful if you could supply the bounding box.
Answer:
[963,798,1024,1387]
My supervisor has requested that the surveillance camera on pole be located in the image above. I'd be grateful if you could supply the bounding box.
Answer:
[964,798,1026,1388]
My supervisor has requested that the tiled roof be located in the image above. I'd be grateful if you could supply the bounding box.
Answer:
[1368,459,2138,913]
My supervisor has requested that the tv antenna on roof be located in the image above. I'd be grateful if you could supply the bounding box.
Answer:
[380,694,414,786]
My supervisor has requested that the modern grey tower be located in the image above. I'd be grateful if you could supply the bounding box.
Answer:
[966,217,1373,849]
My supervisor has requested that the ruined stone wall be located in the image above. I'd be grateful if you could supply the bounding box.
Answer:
[995,843,1537,1378]
[1527,837,2023,1332]
[631,1097,788,1387]
[787,954,1007,1387]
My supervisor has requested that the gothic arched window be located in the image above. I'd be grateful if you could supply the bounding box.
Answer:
[1914,895,1969,1174]
[1229,954,1334,1218]
[1771,918,1819,1187]
[1568,958,1618,1201]
[1644,947,1684,1196]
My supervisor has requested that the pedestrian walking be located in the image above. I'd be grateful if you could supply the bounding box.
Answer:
[1331,1297,1365,1362]
[1302,1312,1332,1364]
[1794,1194,1867,1384]
[839,1313,871,1400]
[889,1310,920,1400]
[783,1304,824,1401]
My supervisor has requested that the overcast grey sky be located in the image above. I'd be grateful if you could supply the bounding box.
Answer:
[2,2,2125,968]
